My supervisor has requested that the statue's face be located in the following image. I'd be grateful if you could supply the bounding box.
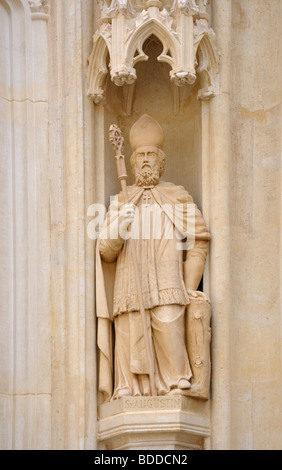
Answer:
[134,146,159,172]
[133,146,161,187]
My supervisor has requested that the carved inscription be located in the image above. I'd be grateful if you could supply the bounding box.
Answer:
[124,396,182,411]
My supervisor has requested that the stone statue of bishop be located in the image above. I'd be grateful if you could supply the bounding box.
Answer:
[96,114,211,402]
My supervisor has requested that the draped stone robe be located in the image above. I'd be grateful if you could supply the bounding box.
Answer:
[96,181,211,402]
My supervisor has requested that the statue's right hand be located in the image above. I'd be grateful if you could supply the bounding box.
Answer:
[118,203,136,238]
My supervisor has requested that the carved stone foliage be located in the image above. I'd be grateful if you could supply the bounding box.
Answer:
[88,0,218,104]
[28,0,49,14]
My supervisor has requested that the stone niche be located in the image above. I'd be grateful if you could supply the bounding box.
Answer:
[105,34,203,208]
[88,0,218,208]
[88,0,218,451]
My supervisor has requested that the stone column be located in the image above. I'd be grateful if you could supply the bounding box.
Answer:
[48,0,97,450]
[0,0,97,451]
[49,0,96,449]
[209,0,232,450]
[0,0,50,450]
[228,0,282,450]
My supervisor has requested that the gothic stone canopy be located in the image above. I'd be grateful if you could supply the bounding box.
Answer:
[88,0,219,104]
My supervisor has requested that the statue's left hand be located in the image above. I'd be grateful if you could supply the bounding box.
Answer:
[187,289,209,302]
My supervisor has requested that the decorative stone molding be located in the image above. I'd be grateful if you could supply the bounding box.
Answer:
[194,19,219,100]
[108,0,136,18]
[28,0,49,21]
[28,0,48,13]
[97,396,210,450]
[171,0,198,16]
[88,0,218,104]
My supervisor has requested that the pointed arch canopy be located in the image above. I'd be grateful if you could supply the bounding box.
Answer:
[88,34,110,104]
[126,16,179,69]
[88,2,219,103]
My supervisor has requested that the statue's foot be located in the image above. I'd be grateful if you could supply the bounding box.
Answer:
[167,380,191,396]
[114,388,131,399]
[178,379,191,390]
[167,388,190,396]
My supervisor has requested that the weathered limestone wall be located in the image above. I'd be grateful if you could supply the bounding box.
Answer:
[209,0,282,450]
[0,0,51,450]
[228,0,282,450]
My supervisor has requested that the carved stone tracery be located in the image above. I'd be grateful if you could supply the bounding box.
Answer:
[88,0,218,104]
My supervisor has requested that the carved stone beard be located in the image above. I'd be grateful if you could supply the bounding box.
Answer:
[135,165,160,187]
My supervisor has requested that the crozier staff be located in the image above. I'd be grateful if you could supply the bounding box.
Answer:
[109,124,156,397]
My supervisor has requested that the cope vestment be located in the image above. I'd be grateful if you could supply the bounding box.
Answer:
[96,181,211,401]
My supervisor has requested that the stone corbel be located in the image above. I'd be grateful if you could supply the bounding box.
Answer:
[88,0,218,106]
[194,19,219,101]
[28,0,49,21]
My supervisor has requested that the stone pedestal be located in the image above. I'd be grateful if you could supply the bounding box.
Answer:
[97,396,210,450]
